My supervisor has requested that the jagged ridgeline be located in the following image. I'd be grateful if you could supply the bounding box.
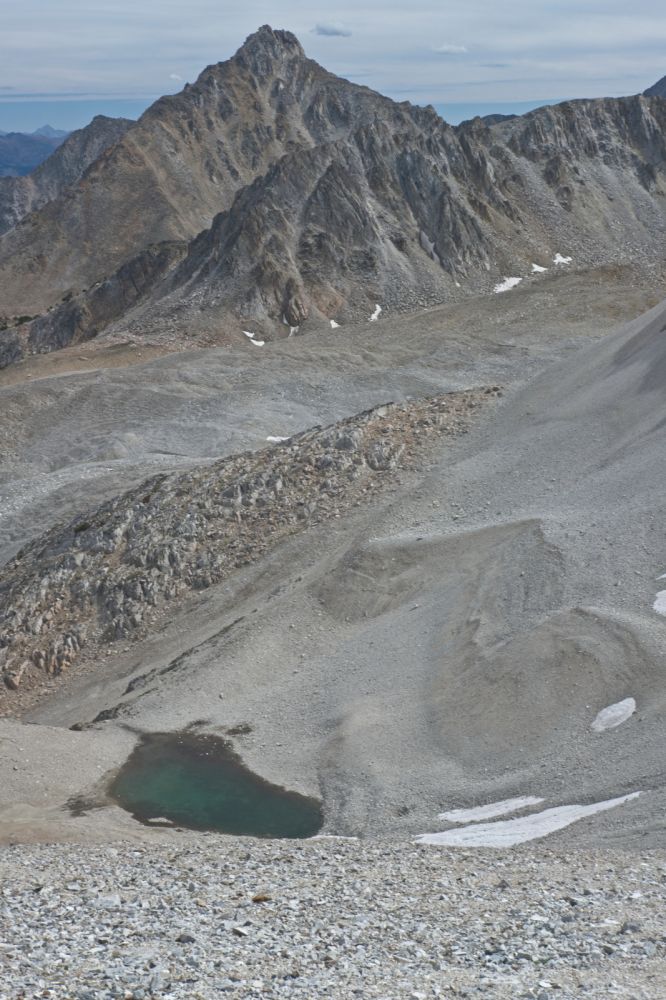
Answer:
[1,25,666,364]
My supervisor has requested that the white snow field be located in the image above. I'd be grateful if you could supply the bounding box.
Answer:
[416,793,642,847]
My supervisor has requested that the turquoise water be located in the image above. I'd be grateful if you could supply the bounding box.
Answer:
[109,731,323,839]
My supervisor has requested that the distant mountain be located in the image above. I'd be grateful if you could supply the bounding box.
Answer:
[480,112,519,126]
[0,115,133,236]
[0,130,65,177]
[0,26,665,362]
[33,125,69,139]
[644,75,666,98]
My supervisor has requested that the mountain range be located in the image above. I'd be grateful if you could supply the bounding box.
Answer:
[0,28,665,370]
[0,127,68,178]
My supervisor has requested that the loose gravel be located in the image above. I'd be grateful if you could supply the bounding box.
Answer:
[1,837,665,999]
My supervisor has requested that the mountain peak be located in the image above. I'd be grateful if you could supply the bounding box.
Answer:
[234,25,305,73]
[33,125,69,139]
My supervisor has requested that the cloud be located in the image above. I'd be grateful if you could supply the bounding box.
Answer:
[434,44,468,55]
[312,22,352,38]
[169,73,182,80]
[3,1,666,113]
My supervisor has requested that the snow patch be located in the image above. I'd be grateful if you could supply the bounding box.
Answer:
[439,796,544,824]
[494,277,522,294]
[330,319,340,329]
[249,339,265,347]
[532,263,548,273]
[415,792,641,847]
[369,304,382,322]
[653,590,666,615]
[553,253,572,265]
[592,698,636,732]
[242,331,255,339]
[266,436,289,443]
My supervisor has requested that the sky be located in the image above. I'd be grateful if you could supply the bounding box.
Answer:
[1,1,664,132]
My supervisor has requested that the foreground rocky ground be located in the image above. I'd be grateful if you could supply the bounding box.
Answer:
[1,837,665,999]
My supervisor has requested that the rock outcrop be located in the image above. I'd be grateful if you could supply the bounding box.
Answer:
[0,388,500,703]
[3,241,187,364]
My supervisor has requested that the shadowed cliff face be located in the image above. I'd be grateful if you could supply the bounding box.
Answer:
[1,26,666,362]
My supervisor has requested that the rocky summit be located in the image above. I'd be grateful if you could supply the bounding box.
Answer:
[1,21,666,1000]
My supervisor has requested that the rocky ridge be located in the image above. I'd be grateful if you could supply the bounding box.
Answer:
[0,388,499,704]
[0,115,133,237]
[119,93,666,342]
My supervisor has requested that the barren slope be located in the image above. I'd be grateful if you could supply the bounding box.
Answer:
[1,278,665,850]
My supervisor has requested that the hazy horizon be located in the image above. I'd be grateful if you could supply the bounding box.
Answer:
[2,5,662,133]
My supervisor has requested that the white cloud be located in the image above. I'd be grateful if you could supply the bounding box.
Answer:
[313,22,352,38]
[169,72,182,81]
[434,43,468,54]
